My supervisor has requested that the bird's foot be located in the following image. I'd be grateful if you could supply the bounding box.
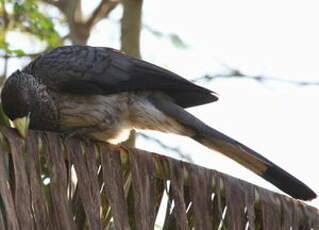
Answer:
[107,143,130,153]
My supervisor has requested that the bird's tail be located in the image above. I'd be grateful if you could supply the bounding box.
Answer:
[148,95,317,200]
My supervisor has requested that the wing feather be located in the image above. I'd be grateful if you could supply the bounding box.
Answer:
[25,45,218,108]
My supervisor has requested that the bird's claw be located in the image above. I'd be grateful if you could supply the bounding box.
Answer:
[107,143,130,153]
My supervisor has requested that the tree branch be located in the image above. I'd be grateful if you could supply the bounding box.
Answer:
[63,0,80,22]
[0,50,48,59]
[40,0,119,45]
[86,0,120,29]
[41,0,65,9]
[193,68,319,86]
[1,0,9,28]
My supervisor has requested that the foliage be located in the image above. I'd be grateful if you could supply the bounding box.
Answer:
[13,0,61,47]
[145,24,188,49]
[0,0,62,56]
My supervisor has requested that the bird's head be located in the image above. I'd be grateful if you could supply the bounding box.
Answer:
[1,70,36,119]
[1,70,39,137]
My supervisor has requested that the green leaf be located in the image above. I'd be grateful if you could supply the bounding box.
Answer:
[12,0,62,47]
[10,49,25,56]
[0,40,9,50]
[169,34,188,49]
[0,104,10,127]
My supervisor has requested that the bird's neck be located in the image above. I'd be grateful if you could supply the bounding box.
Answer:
[29,84,59,131]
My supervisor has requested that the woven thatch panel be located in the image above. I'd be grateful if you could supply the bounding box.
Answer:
[0,127,318,230]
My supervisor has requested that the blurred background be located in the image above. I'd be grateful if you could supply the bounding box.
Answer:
[1,0,318,208]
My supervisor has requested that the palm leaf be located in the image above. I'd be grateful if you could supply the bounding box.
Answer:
[0,127,318,229]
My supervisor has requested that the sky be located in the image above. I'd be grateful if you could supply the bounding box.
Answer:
[4,0,319,209]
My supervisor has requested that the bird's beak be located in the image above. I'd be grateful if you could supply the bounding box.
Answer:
[12,116,30,138]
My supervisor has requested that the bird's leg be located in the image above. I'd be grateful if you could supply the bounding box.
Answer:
[61,126,130,153]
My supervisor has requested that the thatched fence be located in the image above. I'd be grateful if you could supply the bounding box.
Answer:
[0,127,318,229]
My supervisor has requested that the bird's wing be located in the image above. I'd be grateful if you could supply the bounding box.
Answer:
[26,45,218,108]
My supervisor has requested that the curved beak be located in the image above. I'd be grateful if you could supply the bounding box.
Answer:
[12,115,30,138]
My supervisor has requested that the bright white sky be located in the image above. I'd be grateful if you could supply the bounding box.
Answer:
[4,0,319,208]
[138,0,319,208]
[139,0,319,208]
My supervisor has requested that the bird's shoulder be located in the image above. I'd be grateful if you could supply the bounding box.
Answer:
[25,46,122,81]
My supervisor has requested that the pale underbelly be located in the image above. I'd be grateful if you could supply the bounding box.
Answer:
[86,125,132,144]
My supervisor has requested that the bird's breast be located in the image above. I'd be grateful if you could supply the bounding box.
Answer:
[51,91,190,143]
[53,92,132,143]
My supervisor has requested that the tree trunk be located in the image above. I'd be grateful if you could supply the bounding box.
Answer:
[120,0,143,58]
[120,0,143,147]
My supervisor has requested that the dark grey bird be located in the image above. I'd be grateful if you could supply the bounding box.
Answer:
[1,45,316,200]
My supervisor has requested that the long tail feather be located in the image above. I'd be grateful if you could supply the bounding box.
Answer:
[149,95,317,200]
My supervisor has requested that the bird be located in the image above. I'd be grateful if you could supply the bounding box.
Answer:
[1,45,316,200]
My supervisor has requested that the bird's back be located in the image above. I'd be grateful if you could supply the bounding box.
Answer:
[23,45,218,108]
